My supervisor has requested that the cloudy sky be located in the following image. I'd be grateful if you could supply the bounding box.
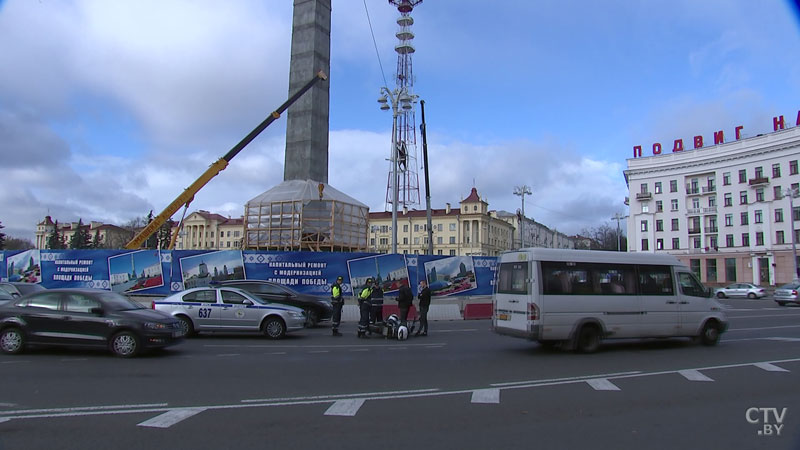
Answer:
[1,0,799,242]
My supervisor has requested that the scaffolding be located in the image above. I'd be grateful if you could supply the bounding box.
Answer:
[243,180,369,252]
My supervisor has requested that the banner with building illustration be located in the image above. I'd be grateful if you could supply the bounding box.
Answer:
[1,249,498,298]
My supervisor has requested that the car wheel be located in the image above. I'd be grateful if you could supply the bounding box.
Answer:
[305,308,319,328]
[716,292,726,299]
[699,321,720,346]
[747,293,757,299]
[575,325,601,353]
[0,327,25,355]
[776,301,787,307]
[176,315,195,337]
[263,317,286,339]
[110,331,140,357]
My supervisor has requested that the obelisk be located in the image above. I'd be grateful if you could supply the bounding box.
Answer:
[283,0,331,183]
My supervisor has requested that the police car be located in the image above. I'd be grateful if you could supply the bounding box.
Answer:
[153,287,306,339]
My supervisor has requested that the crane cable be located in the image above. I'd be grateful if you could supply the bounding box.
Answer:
[363,0,388,88]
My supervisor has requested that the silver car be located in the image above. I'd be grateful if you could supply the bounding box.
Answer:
[153,287,306,339]
[714,283,766,299]
[774,282,800,306]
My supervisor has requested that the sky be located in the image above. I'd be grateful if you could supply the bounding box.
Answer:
[1,0,799,242]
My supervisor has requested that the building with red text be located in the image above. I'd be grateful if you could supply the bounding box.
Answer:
[624,117,800,287]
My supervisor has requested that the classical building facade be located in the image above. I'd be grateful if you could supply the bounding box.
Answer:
[494,211,575,250]
[624,125,800,286]
[172,211,245,250]
[368,187,571,256]
[35,216,131,249]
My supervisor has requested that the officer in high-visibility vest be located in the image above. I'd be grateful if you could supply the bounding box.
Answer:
[330,276,345,336]
[357,278,374,338]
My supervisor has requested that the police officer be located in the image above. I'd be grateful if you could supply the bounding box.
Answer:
[370,279,384,324]
[330,276,345,336]
[357,278,374,338]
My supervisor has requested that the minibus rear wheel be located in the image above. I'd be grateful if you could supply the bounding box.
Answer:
[576,324,601,353]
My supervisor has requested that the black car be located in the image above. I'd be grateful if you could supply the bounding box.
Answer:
[217,280,333,327]
[0,289,183,357]
[0,289,14,307]
[0,282,46,298]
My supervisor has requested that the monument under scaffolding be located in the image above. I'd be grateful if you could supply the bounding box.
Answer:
[244,180,368,251]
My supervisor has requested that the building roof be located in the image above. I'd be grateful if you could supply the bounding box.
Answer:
[461,187,485,204]
[368,208,459,219]
[245,179,368,208]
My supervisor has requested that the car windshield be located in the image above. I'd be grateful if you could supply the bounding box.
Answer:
[779,283,800,290]
[96,292,145,311]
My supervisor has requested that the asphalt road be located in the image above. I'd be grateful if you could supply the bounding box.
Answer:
[1,298,799,450]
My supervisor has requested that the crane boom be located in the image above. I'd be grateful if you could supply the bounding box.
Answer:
[125,70,328,250]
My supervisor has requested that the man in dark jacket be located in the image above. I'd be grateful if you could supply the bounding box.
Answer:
[397,282,413,326]
[357,278,374,338]
[370,279,384,324]
[330,276,345,336]
[415,279,431,336]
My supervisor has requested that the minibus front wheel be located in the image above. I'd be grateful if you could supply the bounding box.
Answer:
[699,320,721,346]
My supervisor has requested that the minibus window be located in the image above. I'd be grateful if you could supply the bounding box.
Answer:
[678,272,707,297]
[637,265,674,295]
[497,262,528,294]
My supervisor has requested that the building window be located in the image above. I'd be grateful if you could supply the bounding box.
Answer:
[449,249,456,256]
[672,238,680,249]
[706,259,717,283]
[724,193,732,207]
[790,160,798,175]
[414,237,420,245]
[654,182,662,194]
[725,214,733,227]
[795,206,800,221]
[370,238,375,246]
[723,172,730,186]
[671,199,678,211]
[709,235,718,249]
[740,212,748,225]
[438,224,443,232]
[656,219,663,231]
[690,259,701,279]
[742,233,750,246]
[739,169,747,183]
[473,205,478,211]
[403,237,408,245]
[641,239,649,251]
[708,196,716,208]
[725,258,736,282]
[756,188,764,202]
[670,180,678,192]
[449,223,456,231]
[773,163,781,178]
[642,203,649,213]
[640,183,648,194]
[775,186,783,200]
[693,237,701,249]
[739,191,748,205]
[656,239,663,250]
[640,220,648,232]
[656,200,663,212]
[754,210,763,224]
[755,166,763,178]
[755,231,764,246]
[403,224,408,232]
[671,218,679,231]
[381,225,389,233]
[776,209,784,222]
[414,224,419,232]
[449,236,455,244]
[437,236,443,244]
[692,198,700,209]
[726,234,734,247]
[777,230,785,244]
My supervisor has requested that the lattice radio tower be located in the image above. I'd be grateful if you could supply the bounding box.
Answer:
[386,0,421,210]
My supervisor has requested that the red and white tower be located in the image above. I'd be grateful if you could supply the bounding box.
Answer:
[386,0,422,210]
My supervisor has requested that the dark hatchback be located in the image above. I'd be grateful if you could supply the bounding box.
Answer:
[0,289,183,357]
[217,280,333,327]
[0,282,46,298]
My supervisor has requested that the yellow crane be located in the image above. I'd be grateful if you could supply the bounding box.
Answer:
[125,70,328,250]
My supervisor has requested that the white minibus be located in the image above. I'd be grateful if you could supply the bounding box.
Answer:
[493,248,728,352]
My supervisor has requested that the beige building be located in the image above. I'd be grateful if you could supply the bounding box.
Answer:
[173,210,245,250]
[368,187,517,256]
[35,216,132,249]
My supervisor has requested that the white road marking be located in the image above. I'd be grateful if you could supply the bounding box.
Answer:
[137,408,206,428]
[215,354,240,357]
[762,337,800,342]
[349,348,369,352]
[0,403,16,407]
[241,388,439,403]
[206,342,446,349]
[0,418,9,424]
[0,403,169,415]
[308,350,329,354]
[59,358,88,362]
[586,378,620,391]
[324,399,365,416]
[265,352,287,355]
[471,389,500,404]
[728,313,800,318]
[679,369,714,382]
[728,325,800,332]
[492,371,641,387]
[754,362,789,372]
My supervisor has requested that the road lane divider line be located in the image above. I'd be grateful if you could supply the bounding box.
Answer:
[0,403,169,416]
[727,325,800,332]
[137,408,206,428]
[241,388,440,403]
[762,337,800,342]
[471,389,500,404]
[586,379,620,391]
[679,369,714,382]
[754,362,790,372]
[728,314,800,319]
[324,399,365,416]
[491,371,641,387]
[206,343,447,349]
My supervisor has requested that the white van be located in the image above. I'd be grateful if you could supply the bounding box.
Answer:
[492,249,728,352]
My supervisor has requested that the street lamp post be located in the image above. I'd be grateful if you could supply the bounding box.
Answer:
[611,212,629,252]
[379,87,416,254]
[784,187,800,280]
[513,185,532,249]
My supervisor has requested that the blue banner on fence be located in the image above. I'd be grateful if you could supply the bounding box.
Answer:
[1,249,498,298]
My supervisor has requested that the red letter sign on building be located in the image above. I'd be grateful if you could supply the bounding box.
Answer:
[735,126,744,140]
[774,115,785,131]
[693,135,703,149]
[672,139,684,152]
[714,130,724,145]
[653,142,662,155]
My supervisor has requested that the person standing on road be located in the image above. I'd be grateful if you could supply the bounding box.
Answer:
[357,278,374,338]
[370,279,384,324]
[397,282,413,326]
[330,276,345,337]
[415,279,431,336]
